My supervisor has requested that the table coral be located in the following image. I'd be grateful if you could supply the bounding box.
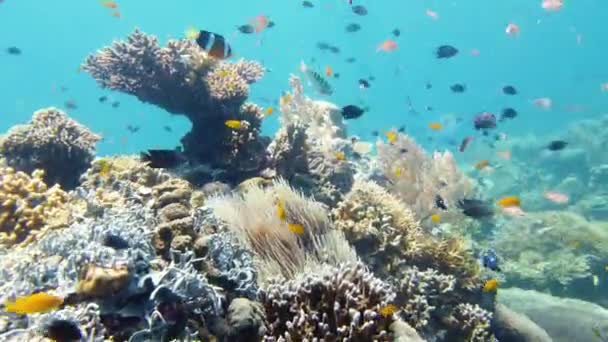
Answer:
[82,29,269,178]
[259,262,399,341]
[0,167,68,247]
[0,107,100,189]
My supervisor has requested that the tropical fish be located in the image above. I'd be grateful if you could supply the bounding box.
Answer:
[43,319,83,342]
[237,24,255,34]
[379,304,398,317]
[450,84,466,93]
[100,0,117,8]
[277,200,287,221]
[502,85,518,95]
[459,136,474,152]
[195,30,233,59]
[6,46,21,55]
[341,105,366,120]
[428,122,443,130]
[497,196,521,207]
[251,14,269,33]
[502,206,526,217]
[302,1,314,8]
[544,191,569,204]
[458,199,494,219]
[345,23,361,33]
[435,195,448,210]
[352,5,367,15]
[335,151,346,161]
[436,45,458,59]
[473,112,497,130]
[265,107,274,116]
[546,140,568,151]
[475,160,490,170]
[533,97,553,109]
[480,249,501,272]
[225,120,245,130]
[300,61,333,95]
[386,131,398,144]
[500,108,518,121]
[98,95,108,103]
[4,292,63,314]
[542,0,563,11]
[430,214,441,223]
[325,65,333,77]
[288,223,305,235]
[377,39,397,52]
[359,79,371,89]
[140,149,185,169]
[483,279,499,292]
[426,9,439,20]
[392,28,401,37]
[505,23,520,36]
[394,167,402,177]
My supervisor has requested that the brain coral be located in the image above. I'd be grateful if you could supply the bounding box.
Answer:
[0,107,100,189]
[0,167,68,247]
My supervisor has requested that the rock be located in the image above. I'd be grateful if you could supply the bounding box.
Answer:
[493,304,552,342]
[158,202,190,222]
[499,288,608,342]
[170,235,193,252]
[390,319,426,342]
[226,298,266,342]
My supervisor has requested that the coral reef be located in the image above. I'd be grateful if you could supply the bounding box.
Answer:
[0,167,69,247]
[258,262,401,341]
[0,107,100,189]
[376,132,474,230]
[452,303,493,342]
[82,29,269,179]
[225,297,267,341]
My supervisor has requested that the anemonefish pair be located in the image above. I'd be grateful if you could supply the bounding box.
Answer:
[195,30,233,60]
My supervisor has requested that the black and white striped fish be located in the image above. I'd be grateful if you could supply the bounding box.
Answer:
[195,30,232,59]
[300,61,333,96]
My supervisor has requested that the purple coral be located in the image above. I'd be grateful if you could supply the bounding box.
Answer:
[81,29,268,178]
[0,107,100,189]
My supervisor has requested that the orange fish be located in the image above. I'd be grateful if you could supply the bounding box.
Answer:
[325,65,333,77]
[112,11,120,18]
[4,292,63,314]
[497,196,520,208]
[287,223,305,235]
[428,122,443,130]
[474,160,490,170]
[542,0,563,11]
[377,39,397,52]
[425,9,439,20]
[252,14,269,33]
[265,107,274,116]
[101,0,117,8]
[385,130,398,144]
[379,304,398,317]
[483,279,499,292]
[505,23,520,36]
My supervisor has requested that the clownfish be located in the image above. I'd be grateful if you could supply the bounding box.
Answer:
[195,30,232,59]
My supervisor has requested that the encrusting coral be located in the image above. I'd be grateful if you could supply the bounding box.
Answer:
[0,167,69,247]
[82,29,269,180]
[0,107,100,189]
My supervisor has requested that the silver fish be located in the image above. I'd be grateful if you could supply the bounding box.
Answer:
[300,61,333,96]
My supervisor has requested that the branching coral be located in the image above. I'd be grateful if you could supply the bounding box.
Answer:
[207,178,357,283]
[259,262,400,341]
[82,29,269,177]
[0,107,100,189]
[452,303,494,342]
[0,167,68,247]
[376,132,474,230]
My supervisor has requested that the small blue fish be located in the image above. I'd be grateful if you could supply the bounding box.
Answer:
[480,249,501,272]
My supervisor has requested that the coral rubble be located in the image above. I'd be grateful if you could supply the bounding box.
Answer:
[0,107,100,189]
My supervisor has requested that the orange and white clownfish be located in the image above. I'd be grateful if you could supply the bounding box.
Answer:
[195,30,233,59]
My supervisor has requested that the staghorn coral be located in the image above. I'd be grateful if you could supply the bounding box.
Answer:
[259,262,400,341]
[0,107,100,189]
[0,167,69,247]
[207,178,357,283]
[333,179,480,290]
[376,132,474,230]
[82,29,269,177]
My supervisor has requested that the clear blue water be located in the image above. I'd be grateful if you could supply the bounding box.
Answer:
[2,0,607,155]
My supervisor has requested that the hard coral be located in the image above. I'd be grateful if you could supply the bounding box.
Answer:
[76,264,130,298]
[82,30,269,177]
[259,262,399,341]
[0,107,100,189]
[0,167,68,247]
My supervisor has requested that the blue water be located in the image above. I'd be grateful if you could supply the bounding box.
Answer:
[1,0,607,156]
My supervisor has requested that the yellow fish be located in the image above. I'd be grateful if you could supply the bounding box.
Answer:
[394,167,402,177]
[4,292,63,315]
[497,196,520,208]
[593,275,599,287]
[379,304,398,317]
[184,26,200,40]
[276,200,287,221]
[428,122,443,130]
[335,151,346,161]
[225,120,244,130]
[482,279,499,293]
[385,130,398,144]
[288,223,305,235]
[265,107,274,116]
[430,214,441,223]
[98,159,112,179]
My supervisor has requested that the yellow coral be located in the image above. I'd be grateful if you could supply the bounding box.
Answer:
[0,167,68,247]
